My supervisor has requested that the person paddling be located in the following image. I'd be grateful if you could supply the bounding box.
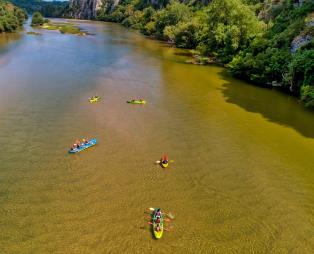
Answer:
[156,224,161,232]
[161,155,169,164]
[156,208,161,216]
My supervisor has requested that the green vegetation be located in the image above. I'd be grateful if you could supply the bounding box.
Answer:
[228,1,314,99]
[96,0,314,107]
[43,21,86,35]
[10,0,68,17]
[31,11,44,26]
[59,25,81,34]
[32,14,86,36]
[0,0,27,33]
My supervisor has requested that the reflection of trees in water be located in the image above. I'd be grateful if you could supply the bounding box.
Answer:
[219,69,314,138]
[0,33,21,66]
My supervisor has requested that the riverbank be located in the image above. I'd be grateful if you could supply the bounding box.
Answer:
[93,0,314,108]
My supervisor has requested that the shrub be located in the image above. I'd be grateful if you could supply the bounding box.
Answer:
[301,85,314,107]
[31,12,45,26]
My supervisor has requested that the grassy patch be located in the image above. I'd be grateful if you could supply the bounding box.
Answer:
[60,25,81,35]
[39,20,87,35]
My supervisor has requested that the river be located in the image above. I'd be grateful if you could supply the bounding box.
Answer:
[0,20,314,254]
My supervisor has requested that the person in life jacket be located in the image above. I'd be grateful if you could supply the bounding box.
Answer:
[161,155,169,164]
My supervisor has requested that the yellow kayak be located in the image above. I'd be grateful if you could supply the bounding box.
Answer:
[161,161,169,168]
[152,208,164,239]
[127,99,146,104]
[154,225,163,239]
[160,157,169,168]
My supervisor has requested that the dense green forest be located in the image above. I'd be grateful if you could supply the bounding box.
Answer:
[10,0,68,17]
[96,0,314,107]
[0,0,27,32]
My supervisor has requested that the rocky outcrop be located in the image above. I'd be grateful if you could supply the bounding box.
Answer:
[291,34,313,53]
[291,12,314,53]
[68,0,104,19]
[68,0,211,19]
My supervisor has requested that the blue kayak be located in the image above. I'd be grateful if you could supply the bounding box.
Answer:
[68,138,97,154]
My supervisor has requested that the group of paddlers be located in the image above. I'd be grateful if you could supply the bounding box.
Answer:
[70,138,89,150]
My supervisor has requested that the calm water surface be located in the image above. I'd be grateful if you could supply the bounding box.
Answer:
[0,20,314,254]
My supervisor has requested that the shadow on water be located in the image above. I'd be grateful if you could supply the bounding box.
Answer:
[219,69,314,139]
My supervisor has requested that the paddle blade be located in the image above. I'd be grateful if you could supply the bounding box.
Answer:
[155,161,161,164]
[147,222,153,225]
[148,207,155,211]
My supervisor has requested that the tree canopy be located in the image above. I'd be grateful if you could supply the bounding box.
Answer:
[0,0,27,33]
[31,11,45,26]
[95,0,314,107]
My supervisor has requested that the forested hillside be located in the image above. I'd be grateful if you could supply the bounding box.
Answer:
[10,0,68,17]
[95,0,314,107]
[0,0,27,33]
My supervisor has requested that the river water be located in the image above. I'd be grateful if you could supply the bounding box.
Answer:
[0,20,314,254]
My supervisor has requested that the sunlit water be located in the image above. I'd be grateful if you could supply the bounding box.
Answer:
[0,20,314,254]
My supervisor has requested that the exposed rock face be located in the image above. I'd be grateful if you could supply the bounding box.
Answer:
[68,0,104,19]
[68,0,210,19]
[291,34,313,53]
[291,12,314,53]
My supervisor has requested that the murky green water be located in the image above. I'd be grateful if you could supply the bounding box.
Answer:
[0,20,314,254]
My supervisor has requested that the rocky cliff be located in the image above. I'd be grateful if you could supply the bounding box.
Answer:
[291,11,314,53]
[67,0,211,19]
[68,0,104,19]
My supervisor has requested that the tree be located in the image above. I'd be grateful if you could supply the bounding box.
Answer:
[202,0,266,61]
[288,50,314,93]
[154,1,192,38]
[0,1,26,33]
[301,85,314,107]
[31,12,45,26]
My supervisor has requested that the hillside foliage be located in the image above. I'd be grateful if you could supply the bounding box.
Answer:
[10,0,68,17]
[0,0,27,33]
[97,0,314,107]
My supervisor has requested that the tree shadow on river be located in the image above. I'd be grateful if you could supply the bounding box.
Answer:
[219,69,314,139]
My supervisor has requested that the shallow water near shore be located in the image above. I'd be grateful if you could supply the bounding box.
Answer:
[0,20,314,253]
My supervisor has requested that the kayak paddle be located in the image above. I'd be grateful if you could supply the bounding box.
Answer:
[155,160,174,164]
